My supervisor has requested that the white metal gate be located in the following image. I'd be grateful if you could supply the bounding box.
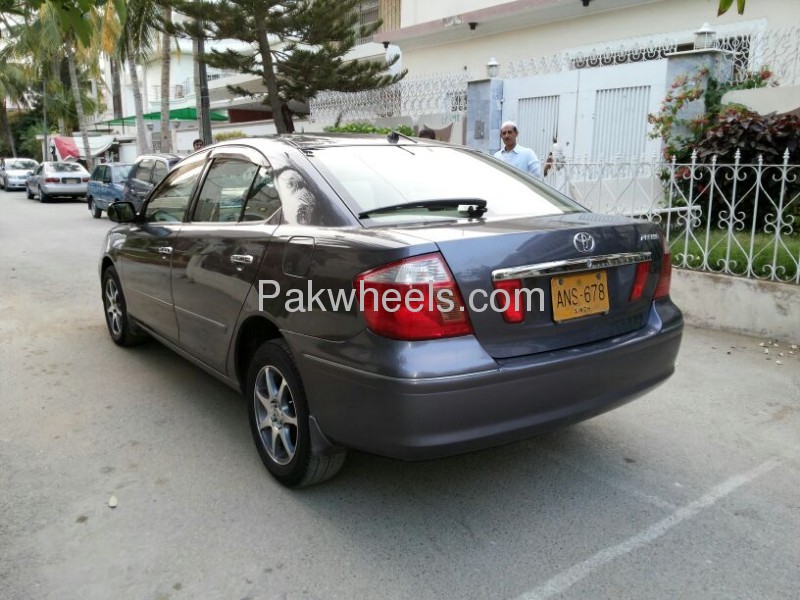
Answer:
[502,60,669,161]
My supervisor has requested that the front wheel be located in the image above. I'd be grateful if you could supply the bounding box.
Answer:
[246,340,345,487]
[101,266,148,346]
[26,185,33,199]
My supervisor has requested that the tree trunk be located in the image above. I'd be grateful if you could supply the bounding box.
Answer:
[110,57,123,119]
[255,23,289,134]
[1,99,18,157]
[193,36,201,134]
[66,41,93,171]
[159,8,173,153]
[127,47,151,154]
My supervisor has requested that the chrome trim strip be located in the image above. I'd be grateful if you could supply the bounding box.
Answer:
[492,251,652,281]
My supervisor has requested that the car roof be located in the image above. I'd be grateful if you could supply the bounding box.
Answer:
[212,133,444,152]
[134,153,183,162]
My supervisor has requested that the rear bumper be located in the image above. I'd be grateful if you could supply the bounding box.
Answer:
[42,184,87,197]
[292,302,683,461]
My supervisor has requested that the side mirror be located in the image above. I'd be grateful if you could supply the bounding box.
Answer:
[107,201,138,223]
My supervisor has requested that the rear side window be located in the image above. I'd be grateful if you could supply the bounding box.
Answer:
[191,158,259,223]
[132,159,154,182]
[243,165,282,222]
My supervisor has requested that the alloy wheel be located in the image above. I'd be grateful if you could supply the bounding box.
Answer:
[253,365,298,466]
[104,277,123,337]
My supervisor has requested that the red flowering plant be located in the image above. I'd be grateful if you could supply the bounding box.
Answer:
[648,66,775,163]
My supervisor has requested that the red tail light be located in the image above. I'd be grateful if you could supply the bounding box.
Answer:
[82,177,89,182]
[654,251,672,299]
[45,177,60,183]
[355,253,473,340]
[492,279,525,323]
[629,261,652,302]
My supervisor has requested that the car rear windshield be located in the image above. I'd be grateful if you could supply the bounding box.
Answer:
[49,163,86,172]
[306,145,582,224]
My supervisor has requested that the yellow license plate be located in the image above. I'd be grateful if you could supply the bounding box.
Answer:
[551,270,610,322]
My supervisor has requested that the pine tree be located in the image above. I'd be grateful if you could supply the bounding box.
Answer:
[173,0,406,133]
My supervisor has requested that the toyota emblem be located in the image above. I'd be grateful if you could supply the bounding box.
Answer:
[573,232,595,253]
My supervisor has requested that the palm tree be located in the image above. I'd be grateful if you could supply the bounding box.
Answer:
[119,0,161,154]
[11,4,96,168]
[94,0,125,119]
[0,55,29,157]
[159,6,173,152]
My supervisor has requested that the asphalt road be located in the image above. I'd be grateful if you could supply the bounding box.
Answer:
[1,189,798,600]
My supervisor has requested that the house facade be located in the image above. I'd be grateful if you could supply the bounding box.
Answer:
[90,0,799,158]
[312,0,799,159]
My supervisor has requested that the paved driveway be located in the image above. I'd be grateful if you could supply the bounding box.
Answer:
[1,189,798,600]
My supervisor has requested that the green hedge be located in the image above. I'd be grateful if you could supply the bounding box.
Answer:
[324,122,415,136]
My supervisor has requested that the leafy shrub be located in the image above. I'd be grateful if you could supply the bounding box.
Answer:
[695,108,800,163]
[213,130,248,142]
[650,67,800,230]
[324,122,415,136]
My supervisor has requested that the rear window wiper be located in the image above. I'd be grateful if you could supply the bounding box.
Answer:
[358,199,487,219]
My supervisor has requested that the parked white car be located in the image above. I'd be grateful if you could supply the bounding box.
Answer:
[0,158,39,190]
[26,161,90,202]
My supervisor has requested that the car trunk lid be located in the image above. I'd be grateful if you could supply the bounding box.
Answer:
[400,213,667,359]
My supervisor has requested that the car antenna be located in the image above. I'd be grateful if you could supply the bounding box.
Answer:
[387,130,418,144]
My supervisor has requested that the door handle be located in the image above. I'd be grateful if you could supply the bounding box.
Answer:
[230,254,254,265]
[158,246,173,257]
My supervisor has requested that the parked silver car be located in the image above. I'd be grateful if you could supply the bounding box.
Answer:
[26,161,90,202]
[0,158,38,190]
[101,134,683,488]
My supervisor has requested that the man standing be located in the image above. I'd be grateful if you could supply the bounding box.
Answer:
[494,121,541,178]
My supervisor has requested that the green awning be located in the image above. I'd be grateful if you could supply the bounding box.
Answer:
[101,107,228,126]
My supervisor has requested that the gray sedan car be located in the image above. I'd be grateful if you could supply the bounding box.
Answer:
[26,161,90,202]
[0,157,38,190]
[100,134,683,487]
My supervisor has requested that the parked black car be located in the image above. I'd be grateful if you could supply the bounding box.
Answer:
[100,135,683,488]
[122,153,182,211]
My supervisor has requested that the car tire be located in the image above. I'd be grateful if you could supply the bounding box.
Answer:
[38,186,49,203]
[88,198,102,218]
[101,266,149,347]
[26,185,33,199]
[246,339,346,488]
[0,178,5,190]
